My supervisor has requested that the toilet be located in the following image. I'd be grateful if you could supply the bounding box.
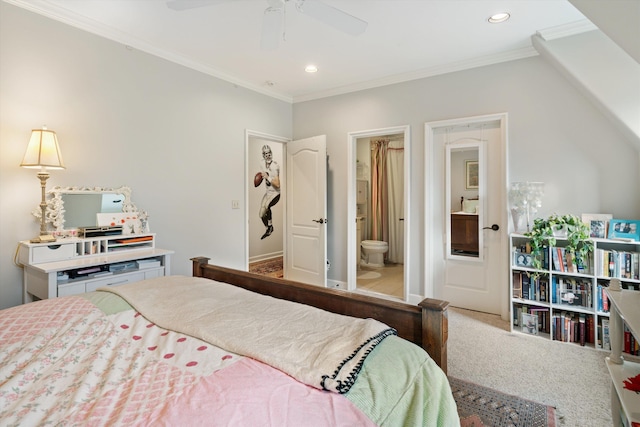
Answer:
[360,240,388,268]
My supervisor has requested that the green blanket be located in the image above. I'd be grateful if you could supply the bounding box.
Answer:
[347,335,460,426]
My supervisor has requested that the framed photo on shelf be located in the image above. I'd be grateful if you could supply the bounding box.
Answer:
[581,213,612,239]
[608,219,640,241]
[521,313,538,335]
[465,160,478,189]
[514,251,534,267]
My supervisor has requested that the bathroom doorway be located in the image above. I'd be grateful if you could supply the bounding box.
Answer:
[347,125,410,301]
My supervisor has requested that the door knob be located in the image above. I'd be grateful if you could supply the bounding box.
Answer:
[483,224,500,231]
[312,218,326,224]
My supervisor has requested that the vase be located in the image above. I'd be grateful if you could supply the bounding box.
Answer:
[511,209,527,233]
[553,225,568,238]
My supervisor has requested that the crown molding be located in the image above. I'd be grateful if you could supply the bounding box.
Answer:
[292,47,539,103]
[536,19,597,41]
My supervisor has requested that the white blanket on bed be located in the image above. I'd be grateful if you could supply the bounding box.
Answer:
[99,275,396,394]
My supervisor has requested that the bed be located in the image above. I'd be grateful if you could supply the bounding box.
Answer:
[0,256,459,426]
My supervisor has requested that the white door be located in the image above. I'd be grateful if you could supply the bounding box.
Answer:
[285,135,327,286]
[425,114,508,317]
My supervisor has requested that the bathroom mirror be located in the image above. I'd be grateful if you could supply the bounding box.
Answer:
[36,186,140,232]
[445,139,485,261]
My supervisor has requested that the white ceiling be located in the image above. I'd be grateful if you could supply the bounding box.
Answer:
[7,0,592,103]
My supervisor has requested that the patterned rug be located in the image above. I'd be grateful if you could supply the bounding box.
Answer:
[249,256,283,278]
[450,377,556,427]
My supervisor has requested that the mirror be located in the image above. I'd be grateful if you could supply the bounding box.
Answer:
[37,186,144,232]
[445,138,485,260]
[62,193,125,228]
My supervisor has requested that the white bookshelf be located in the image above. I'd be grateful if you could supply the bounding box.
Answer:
[509,234,640,350]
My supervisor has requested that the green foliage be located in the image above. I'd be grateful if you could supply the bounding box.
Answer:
[525,213,593,272]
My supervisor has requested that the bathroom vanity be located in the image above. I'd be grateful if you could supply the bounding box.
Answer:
[450,213,479,254]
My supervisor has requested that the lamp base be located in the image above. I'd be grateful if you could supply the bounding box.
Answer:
[30,234,57,243]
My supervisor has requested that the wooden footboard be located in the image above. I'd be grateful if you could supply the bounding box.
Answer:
[192,257,449,373]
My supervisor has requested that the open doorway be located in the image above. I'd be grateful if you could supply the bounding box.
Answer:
[246,131,288,278]
[347,125,410,301]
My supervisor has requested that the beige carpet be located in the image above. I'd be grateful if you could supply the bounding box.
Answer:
[447,307,611,427]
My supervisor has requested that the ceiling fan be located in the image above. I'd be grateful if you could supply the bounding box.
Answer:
[166,0,368,50]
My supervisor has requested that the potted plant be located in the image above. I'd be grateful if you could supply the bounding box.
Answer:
[525,213,593,272]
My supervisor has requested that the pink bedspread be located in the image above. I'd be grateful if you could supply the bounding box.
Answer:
[0,296,375,426]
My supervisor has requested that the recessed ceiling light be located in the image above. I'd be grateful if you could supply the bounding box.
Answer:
[488,12,510,23]
[305,65,318,73]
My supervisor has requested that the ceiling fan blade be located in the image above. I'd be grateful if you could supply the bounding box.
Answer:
[297,0,367,35]
[167,0,231,11]
[261,7,283,50]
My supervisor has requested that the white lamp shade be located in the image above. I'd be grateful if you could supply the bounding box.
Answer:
[20,129,65,170]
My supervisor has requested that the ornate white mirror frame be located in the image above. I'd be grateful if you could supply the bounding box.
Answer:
[33,186,148,234]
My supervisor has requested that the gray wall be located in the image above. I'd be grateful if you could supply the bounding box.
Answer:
[293,56,640,296]
[1,2,638,309]
[0,3,292,309]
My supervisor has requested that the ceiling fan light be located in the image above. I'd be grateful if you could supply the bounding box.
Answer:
[305,65,318,73]
[488,12,510,23]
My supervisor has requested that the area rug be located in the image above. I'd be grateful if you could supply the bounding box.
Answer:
[449,377,556,427]
[249,256,283,278]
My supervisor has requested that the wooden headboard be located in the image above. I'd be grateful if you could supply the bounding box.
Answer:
[191,257,449,373]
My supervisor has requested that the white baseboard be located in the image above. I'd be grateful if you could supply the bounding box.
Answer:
[327,279,347,290]
[407,293,425,305]
[249,251,283,264]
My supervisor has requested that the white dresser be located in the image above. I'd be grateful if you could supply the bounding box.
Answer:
[18,233,173,302]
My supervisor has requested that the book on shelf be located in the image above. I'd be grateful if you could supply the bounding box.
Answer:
[552,247,588,274]
[624,324,640,356]
[522,274,531,300]
[597,282,610,312]
[538,278,548,303]
[529,307,550,334]
[514,304,549,333]
[587,315,595,344]
[552,247,564,271]
[512,271,522,298]
[551,311,589,344]
[512,271,549,302]
[602,318,611,351]
[513,304,524,326]
[565,251,576,273]
[597,249,640,280]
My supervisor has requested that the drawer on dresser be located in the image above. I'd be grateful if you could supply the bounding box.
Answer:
[85,271,146,292]
[58,281,86,297]
[32,243,75,263]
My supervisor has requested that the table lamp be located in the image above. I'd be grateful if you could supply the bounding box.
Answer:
[20,126,65,243]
